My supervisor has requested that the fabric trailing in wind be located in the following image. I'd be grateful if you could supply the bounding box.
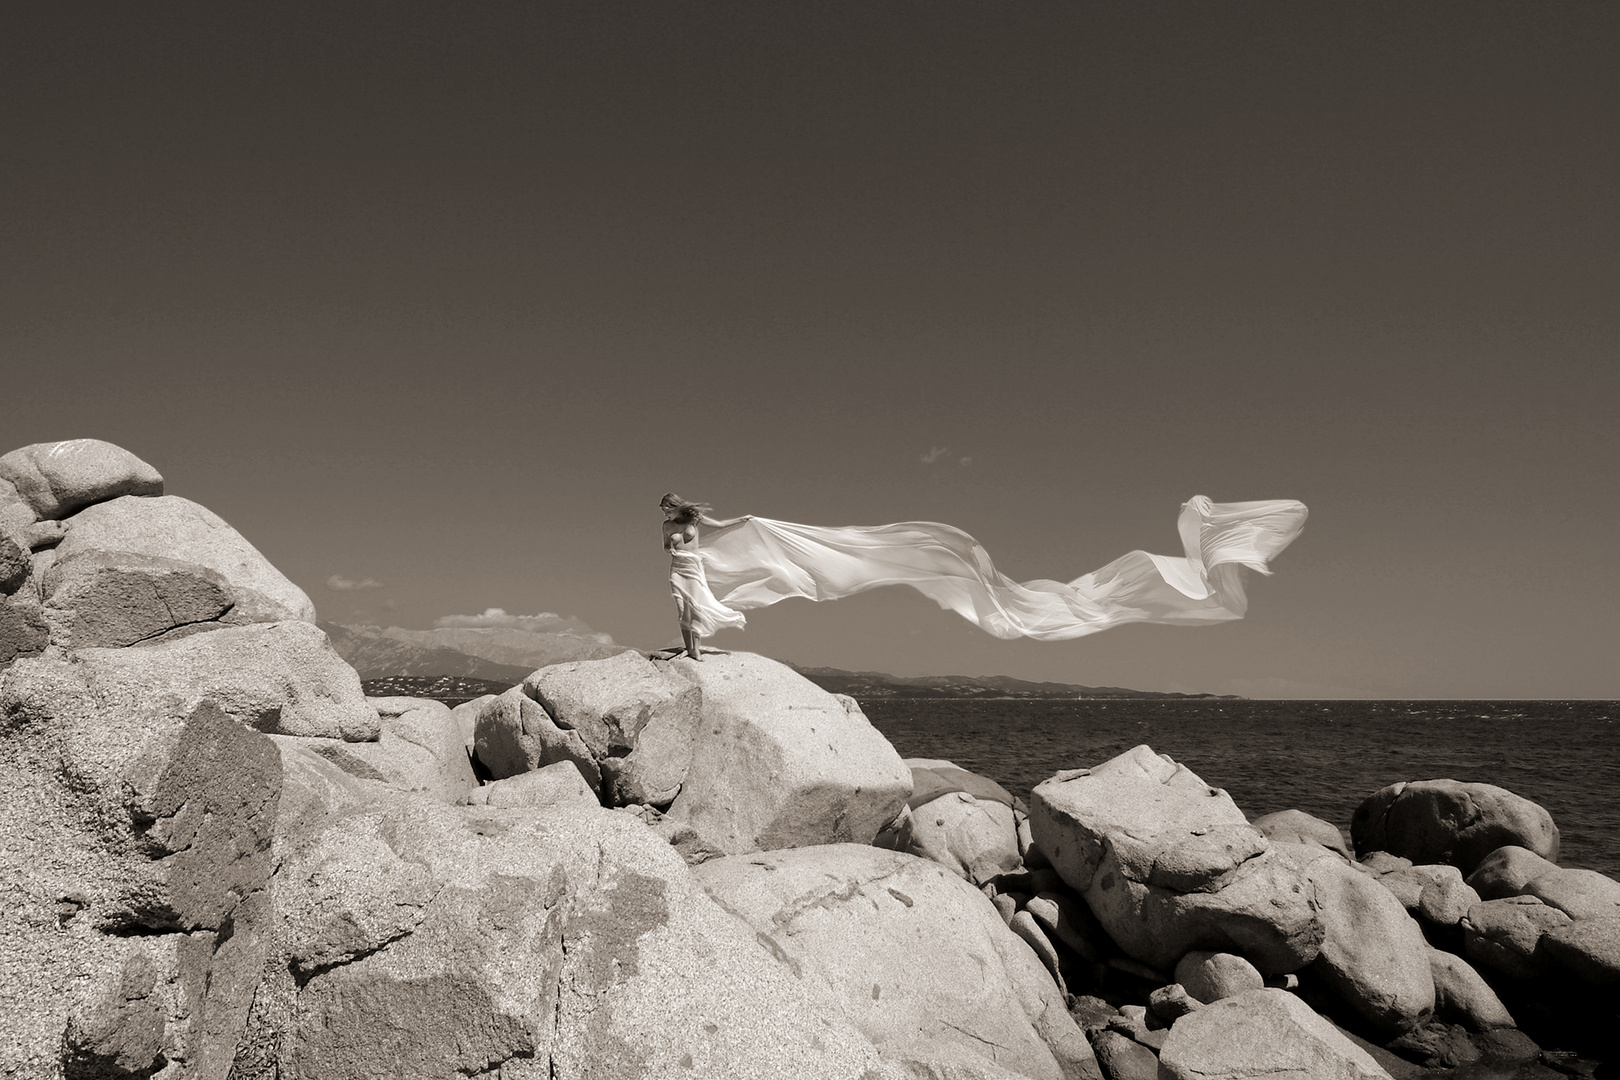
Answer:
[693,496,1307,640]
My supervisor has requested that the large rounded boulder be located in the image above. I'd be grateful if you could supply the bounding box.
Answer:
[662,652,912,855]
[1029,745,1323,974]
[521,650,703,806]
[1351,780,1559,876]
[0,439,163,520]
[48,494,317,627]
[1280,843,1435,1035]
[1158,988,1395,1080]
[902,758,1023,885]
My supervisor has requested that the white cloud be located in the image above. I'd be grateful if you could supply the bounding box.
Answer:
[921,446,951,464]
[958,456,972,467]
[433,608,615,644]
[326,574,384,591]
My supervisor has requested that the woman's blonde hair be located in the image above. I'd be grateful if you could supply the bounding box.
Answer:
[660,493,710,523]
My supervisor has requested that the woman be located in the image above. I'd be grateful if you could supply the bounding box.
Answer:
[660,493,748,660]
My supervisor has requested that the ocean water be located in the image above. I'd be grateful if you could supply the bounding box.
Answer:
[860,699,1620,881]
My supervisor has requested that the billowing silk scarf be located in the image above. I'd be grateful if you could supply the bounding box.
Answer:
[697,496,1306,640]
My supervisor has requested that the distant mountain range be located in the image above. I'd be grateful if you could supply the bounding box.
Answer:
[324,621,1218,700]
[320,622,632,682]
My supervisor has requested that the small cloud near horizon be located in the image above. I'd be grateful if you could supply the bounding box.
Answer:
[921,446,972,466]
[434,608,615,644]
[326,574,384,591]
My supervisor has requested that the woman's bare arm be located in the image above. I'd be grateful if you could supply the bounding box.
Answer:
[699,513,753,529]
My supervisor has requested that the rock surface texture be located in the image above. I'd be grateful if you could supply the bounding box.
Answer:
[523,650,703,806]
[334,696,477,802]
[695,844,1100,1080]
[50,494,317,625]
[1283,842,1436,1034]
[70,621,380,741]
[1,656,280,1078]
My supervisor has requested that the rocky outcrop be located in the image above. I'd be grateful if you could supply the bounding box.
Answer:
[1029,745,1323,973]
[1174,950,1264,1004]
[2,438,1611,1079]
[1351,780,1560,876]
[524,650,703,806]
[1523,866,1620,920]
[244,742,886,1080]
[1467,845,1560,899]
[663,652,912,856]
[2,446,320,677]
[465,759,599,809]
[1462,896,1573,980]
[695,844,1100,1080]
[1,655,279,1077]
[473,684,602,790]
[1428,948,1516,1031]
[1252,808,1352,860]
[1536,915,1620,988]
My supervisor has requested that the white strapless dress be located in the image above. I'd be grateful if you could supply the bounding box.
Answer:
[670,547,749,637]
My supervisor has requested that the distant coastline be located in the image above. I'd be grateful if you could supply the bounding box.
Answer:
[785,664,1236,701]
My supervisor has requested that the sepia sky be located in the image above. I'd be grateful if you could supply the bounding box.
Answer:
[4,3,1616,698]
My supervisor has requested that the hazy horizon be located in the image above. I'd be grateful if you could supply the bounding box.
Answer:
[6,4,1616,699]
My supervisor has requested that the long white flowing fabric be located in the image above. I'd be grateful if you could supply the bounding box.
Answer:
[695,496,1307,640]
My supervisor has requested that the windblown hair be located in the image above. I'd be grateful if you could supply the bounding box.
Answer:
[659,493,710,524]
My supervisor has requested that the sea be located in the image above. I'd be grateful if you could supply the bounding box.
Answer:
[859,698,1620,881]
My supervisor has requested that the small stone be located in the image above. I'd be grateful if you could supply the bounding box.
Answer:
[1091,1029,1159,1080]
[1148,983,1201,1021]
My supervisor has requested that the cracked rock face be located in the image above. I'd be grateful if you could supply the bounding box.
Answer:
[1030,744,1324,974]
[694,843,1100,1080]
[524,651,704,808]
[41,549,235,649]
[243,743,885,1080]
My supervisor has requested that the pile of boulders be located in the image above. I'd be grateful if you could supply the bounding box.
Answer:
[3,439,1615,1080]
